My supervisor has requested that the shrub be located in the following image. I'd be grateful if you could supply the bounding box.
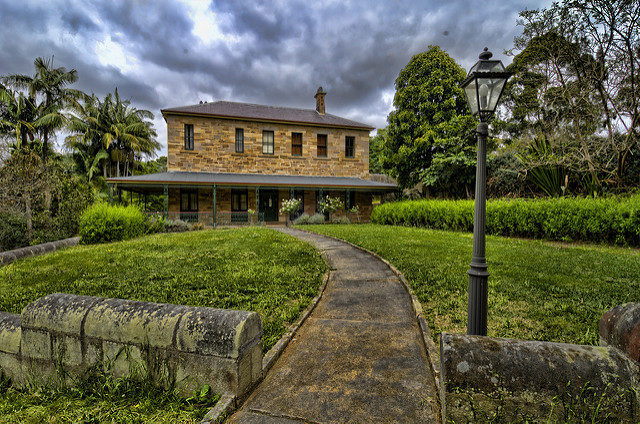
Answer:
[191,222,205,231]
[0,210,27,251]
[146,216,166,234]
[308,213,327,225]
[164,219,190,233]
[79,203,146,244]
[371,195,640,246]
[293,213,310,225]
[331,216,350,224]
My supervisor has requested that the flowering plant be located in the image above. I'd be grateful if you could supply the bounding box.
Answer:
[280,198,302,215]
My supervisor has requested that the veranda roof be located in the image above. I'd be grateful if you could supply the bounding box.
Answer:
[106,172,397,193]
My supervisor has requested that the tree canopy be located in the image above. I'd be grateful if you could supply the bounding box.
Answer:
[379,46,477,195]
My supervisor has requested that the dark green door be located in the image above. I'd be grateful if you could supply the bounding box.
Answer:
[259,190,279,222]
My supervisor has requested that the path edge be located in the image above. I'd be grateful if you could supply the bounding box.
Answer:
[202,229,331,423]
[294,226,443,422]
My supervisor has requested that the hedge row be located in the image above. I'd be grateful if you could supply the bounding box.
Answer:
[371,196,640,246]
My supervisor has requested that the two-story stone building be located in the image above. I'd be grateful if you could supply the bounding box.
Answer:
[107,87,396,225]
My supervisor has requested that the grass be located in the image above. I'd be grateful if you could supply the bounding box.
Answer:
[299,224,639,345]
[0,227,325,422]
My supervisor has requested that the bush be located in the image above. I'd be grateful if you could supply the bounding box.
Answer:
[330,216,350,224]
[146,216,166,234]
[308,213,327,225]
[293,213,310,225]
[164,219,190,233]
[371,195,640,246]
[79,203,146,244]
[0,210,27,251]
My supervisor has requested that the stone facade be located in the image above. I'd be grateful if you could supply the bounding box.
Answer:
[165,114,370,179]
[167,188,374,223]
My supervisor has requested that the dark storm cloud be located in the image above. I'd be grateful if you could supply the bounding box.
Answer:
[0,0,552,152]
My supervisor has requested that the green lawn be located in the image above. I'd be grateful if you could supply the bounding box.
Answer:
[300,224,639,346]
[0,227,326,423]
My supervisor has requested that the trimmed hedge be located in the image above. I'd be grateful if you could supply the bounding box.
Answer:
[79,203,147,244]
[371,196,640,246]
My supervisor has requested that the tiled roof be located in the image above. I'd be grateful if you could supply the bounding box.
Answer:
[107,172,396,190]
[161,101,374,130]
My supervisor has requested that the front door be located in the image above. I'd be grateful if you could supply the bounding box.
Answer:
[259,189,279,222]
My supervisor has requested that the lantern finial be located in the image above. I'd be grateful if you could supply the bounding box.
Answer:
[479,47,492,60]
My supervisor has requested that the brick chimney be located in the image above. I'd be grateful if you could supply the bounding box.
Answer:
[314,86,327,115]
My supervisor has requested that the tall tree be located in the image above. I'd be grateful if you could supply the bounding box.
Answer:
[66,89,159,179]
[380,46,477,195]
[3,56,82,158]
[500,0,640,190]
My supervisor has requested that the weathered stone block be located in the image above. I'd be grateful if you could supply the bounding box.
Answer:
[21,293,99,334]
[84,298,189,348]
[441,333,640,423]
[103,341,145,378]
[600,302,640,362]
[52,335,83,367]
[0,312,21,355]
[175,352,238,396]
[176,307,261,358]
[21,328,51,360]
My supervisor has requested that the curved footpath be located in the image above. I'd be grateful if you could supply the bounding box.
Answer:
[227,227,438,423]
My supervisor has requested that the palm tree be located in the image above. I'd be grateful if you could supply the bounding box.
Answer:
[66,89,159,179]
[3,56,82,158]
[0,86,38,150]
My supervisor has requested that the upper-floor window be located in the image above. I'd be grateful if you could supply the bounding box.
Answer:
[291,132,302,156]
[184,124,194,150]
[262,130,274,155]
[345,136,355,158]
[235,128,244,153]
[317,134,327,157]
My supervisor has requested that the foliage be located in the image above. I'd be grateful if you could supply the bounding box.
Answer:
[487,150,527,198]
[1,56,82,158]
[330,216,350,224]
[163,219,190,233]
[498,1,640,191]
[0,228,325,352]
[308,213,327,225]
[303,224,639,347]
[371,195,640,246]
[0,360,218,423]
[292,213,310,225]
[79,203,146,244]
[317,196,343,216]
[66,90,159,180]
[517,137,568,197]
[0,149,92,249]
[280,198,302,215]
[0,210,27,251]
[368,129,385,174]
[379,46,477,193]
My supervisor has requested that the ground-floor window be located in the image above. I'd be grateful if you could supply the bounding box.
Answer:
[180,189,198,222]
[231,189,249,223]
[345,191,356,209]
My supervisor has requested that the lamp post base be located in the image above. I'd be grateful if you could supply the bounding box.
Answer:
[467,261,489,336]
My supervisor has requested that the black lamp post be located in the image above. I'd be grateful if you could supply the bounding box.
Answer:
[460,48,511,336]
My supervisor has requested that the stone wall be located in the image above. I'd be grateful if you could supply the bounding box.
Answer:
[0,293,263,398]
[165,114,370,178]
[167,188,374,223]
[440,333,640,423]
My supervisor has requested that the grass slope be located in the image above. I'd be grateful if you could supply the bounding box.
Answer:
[301,224,639,345]
[0,227,325,422]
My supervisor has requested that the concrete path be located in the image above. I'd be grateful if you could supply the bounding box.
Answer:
[227,228,438,424]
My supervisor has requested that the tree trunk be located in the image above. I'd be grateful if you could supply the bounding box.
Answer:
[25,193,32,243]
[116,159,120,177]
[103,161,107,178]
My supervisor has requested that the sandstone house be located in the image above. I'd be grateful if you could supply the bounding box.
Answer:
[107,87,396,224]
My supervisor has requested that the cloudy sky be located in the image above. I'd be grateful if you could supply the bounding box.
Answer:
[0,0,550,155]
